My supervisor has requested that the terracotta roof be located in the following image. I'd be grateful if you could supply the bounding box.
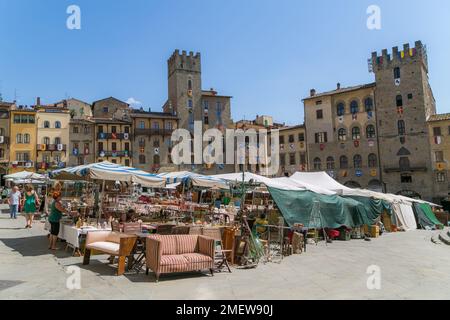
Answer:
[428,113,450,122]
[130,109,177,119]
[279,124,305,131]
[303,83,376,101]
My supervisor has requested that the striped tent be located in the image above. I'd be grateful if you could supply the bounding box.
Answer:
[49,161,165,187]
[157,171,229,189]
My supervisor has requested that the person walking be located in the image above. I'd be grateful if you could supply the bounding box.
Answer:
[8,186,21,219]
[22,185,40,228]
[48,192,68,250]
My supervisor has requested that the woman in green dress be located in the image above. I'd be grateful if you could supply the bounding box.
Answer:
[22,185,40,229]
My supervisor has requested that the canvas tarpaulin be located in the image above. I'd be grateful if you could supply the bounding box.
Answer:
[267,187,371,228]
[416,203,443,228]
[345,196,392,225]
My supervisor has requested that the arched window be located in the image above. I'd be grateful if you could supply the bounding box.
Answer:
[338,128,347,141]
[352,127,361,140]
[398,120,406,135]
[43,137,50,145]
[313,157,321,170]
[55,121,61,129]
[326,156,335,170]
[188,79,193,91]
[139,155,146,164]
[16,134,23,144]
[54,137,61,145]
[340,155,348,169]
[396,95,403,107]
[44,121,50,128]
[365,97,374,112]
[153,154,160,165]
[366,125,376,138]
[139,137,145,147]
[337,103,345,116]
[353,154,362,168]
[350,100,359,114]
[368,153,378,168]
[24,134,30,144]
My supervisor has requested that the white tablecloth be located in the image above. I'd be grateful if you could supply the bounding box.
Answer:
[45,221,111,249]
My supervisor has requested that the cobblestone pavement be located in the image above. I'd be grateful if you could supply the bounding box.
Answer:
[0,213,449,300]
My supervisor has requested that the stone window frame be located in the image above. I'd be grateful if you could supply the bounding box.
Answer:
[353,154,363,169]
[337,126,347,141]
[349,99,360,114]
[351,125,361,140]
[326,156,335,170]
[363,96,374,113]
[368,153,378,168]
[336,101,346,116]
[313,157,322,171]
[340,155,349,169]
[366,124,376,139]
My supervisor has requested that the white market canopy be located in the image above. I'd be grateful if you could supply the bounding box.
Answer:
[50,161,165,188]
[4,171,47,181]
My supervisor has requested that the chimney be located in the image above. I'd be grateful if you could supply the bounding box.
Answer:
[36,97,41,106]
[310,89,316,97]
[337,83,341,90]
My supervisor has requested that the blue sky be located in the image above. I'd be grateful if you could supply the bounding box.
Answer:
[0,0,449,125]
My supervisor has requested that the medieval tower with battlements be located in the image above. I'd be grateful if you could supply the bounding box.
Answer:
[371,41,436,200]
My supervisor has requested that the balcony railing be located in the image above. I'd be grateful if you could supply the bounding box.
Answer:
[36,162,67,170]
[134,128,173,136]
[37,144,67,152]
[11,161,34,168]
[97,133,131,140]
[384,165,428,173]
[98,150,130,157]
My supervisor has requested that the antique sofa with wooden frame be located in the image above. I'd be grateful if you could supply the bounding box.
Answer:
[83,231,137,276]
[145,234,215,282]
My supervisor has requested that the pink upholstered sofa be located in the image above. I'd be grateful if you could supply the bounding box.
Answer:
[145,235,215,282]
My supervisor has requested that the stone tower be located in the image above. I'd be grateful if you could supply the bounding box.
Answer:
[371,41,436,200]
[164,50,202,131]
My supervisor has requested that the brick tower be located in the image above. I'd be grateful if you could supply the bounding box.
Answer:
[371,41,436,200]
[164,50,202,132]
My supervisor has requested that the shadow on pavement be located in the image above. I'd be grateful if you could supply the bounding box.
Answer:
[0,235,72,258]
[70,259,211,283]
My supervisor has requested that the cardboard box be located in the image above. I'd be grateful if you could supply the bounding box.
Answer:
[369,225,380,238]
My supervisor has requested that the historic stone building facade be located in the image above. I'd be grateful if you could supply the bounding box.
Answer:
[0,102,12,181]
[131,109,178,173]
[304,41,437,201]
[427,114,450,203]
[163,50,233,174]
[304,84,382,191]
[35,101,70,173]
[278,125,308,177]
[92,97,132,166]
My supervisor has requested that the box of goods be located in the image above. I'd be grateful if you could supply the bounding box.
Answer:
[369,225,380,238]
[338,229,351,241]
[363,224,369,235]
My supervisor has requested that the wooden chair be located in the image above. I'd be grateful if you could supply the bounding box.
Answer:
[189,226,203,235]
[172,226,190,234]
[111,221,121,232]
[156,224,174,235]
[202,227,232,273]
[123,222,142,234]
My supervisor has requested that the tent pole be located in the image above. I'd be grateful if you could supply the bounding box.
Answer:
[98,179,106,224]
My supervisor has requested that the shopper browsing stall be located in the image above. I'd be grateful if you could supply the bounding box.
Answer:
[48,192,69,250]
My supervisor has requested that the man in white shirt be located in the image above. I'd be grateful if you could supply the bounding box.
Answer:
[8,186,21,219]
